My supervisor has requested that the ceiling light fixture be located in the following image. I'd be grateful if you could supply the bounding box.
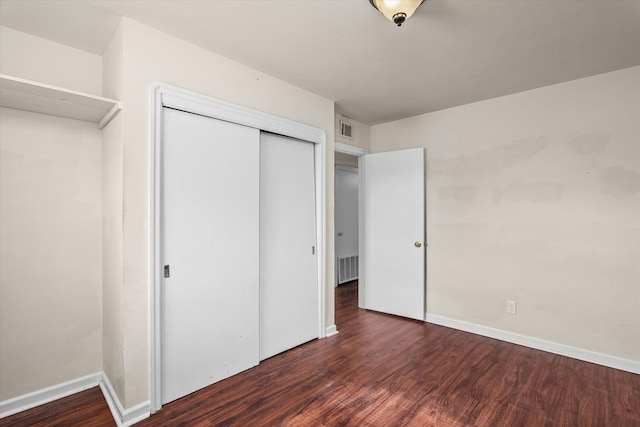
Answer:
[369,0,425,27]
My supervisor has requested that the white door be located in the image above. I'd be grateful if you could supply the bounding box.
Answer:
[361,148,425,320]
[259,132,318,360]
[162,108,260,404]
[335,167,359,285]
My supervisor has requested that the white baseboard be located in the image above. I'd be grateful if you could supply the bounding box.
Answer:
[425,313,640,375]
[0,372,102,418]
[0,372,150,426]
[99,373,150,426]
[324,324,339,337]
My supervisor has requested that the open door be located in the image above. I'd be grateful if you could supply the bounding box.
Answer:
[361,148,425,320]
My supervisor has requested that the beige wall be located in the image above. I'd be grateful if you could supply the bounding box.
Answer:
[0,28,104,401]
[371,66,640,362]
[0,108,103,400]
[101,18,336,408]
[334,113,369,167]
[101,23,126,404]
[335,152,359,168]
[0,19,336,409]
[335,113,370,151]
[0,26,102,95]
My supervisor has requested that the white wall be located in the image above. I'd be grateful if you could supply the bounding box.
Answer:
[101,18,336,408]
[0,28,104,401]
[0,26,102,95]
[0,108,103,400]
[371,66,640,362]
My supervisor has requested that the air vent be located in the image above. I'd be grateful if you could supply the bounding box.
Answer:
[337,255,359,284]
[339,119,353,140]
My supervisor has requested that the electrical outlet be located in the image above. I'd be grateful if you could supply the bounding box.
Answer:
[506,300,517,315]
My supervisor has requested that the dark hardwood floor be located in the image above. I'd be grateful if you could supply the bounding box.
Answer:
[1,385,115,427]
[4,281,639,426]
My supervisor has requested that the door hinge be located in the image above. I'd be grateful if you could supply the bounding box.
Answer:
[312,246,315,255]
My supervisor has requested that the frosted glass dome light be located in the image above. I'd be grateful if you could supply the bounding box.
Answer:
[369,0,425,26]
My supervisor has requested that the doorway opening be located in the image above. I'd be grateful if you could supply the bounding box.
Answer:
[334,142,368,327]
[335,164,359,286]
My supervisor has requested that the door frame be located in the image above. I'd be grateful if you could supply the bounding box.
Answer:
[150,83,327,413]
[334,142,368,308]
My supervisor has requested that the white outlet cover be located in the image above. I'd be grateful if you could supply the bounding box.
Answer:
[507,300,517,314]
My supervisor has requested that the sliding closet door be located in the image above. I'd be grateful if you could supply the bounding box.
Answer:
[162,108,260,404]
[259,132,319,360]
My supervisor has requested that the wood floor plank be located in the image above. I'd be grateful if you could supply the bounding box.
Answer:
[1,386,115,427]
[3,280,639,426]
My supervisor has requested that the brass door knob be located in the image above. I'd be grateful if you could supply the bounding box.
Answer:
[415,242,422,248]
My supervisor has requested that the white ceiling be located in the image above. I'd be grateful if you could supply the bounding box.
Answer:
[1,0,639,125]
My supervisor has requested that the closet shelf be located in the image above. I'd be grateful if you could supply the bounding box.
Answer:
[0,74,121,129]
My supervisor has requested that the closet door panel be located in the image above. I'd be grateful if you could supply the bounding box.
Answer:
[161,107,260,404]
[259,132,319,360]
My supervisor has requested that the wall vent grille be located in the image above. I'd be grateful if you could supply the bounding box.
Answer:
[337,255,359,284]
[339,120,353,139]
